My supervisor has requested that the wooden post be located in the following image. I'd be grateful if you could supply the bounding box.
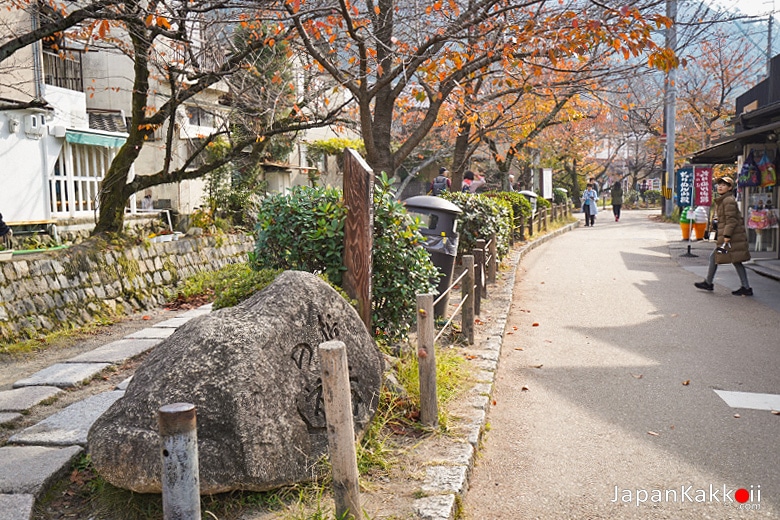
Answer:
[543,207,548,231]
[475,239,487,298]
[527,213,534,237]
[159,403,201,520]
[487,233,497,284]
[462,256,475,345]
[319,341,362,520]
[473,248,483,315]
[517,215,525,241]
[416,293,438,427]
[342,149,374,331]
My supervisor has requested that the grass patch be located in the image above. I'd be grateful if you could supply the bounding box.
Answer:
[0,316,118,357]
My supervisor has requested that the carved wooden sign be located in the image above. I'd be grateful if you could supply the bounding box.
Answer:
[342,148,374,331]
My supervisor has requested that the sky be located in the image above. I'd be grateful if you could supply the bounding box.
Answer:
[709,0,778,17]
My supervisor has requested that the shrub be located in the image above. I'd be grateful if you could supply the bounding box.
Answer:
[553,188,568,204]
[251,176,437,342]
[442,192,512,259]
[251,185,347,285]
[644,189,662,204]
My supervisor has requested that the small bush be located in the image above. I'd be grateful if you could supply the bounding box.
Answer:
[251,176,437,342]
[442,192,512,259]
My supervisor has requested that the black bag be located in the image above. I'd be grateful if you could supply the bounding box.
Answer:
[431,175,448,196]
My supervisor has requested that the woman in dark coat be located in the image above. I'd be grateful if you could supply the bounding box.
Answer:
[694,176,752,295]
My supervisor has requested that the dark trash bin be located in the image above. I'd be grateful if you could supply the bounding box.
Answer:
[403,195,462,317]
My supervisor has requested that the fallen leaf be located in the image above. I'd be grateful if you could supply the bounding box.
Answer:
[492,399,497,405]
[532,323,539,327]
[142,315,151,320]
[734,414,741,419]
[514,347,524,351]
[464,354,477,360]
[521,385,530,391]
[772,410,780,415]
[670,425,675,430]
[531,364,543,369]
[670,313,679,318]
[540,281,545,284]
[513,326,518,330]
[647,431,660,436]
[506,332,514,335]
[631,373,643,379]
[682,380,690,386]
[544,339,552,343]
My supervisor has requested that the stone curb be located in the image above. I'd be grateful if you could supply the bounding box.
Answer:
[413,221,579,519]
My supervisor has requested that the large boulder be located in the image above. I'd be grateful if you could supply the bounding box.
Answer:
[88,271,383,494]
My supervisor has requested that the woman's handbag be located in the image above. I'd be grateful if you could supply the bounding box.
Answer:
[757,152,777,187]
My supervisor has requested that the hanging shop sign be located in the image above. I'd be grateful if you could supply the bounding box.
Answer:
[676,166,694,208]
[694,166,713,206]
[676,165,713,207]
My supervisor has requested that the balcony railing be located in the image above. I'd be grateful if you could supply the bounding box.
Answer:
[43,50,84,92]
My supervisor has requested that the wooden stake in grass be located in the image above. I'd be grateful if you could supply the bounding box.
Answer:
[416,293,438,428]
[319,341,362,520]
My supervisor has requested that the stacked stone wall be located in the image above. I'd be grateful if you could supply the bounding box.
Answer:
[0,235,253,345]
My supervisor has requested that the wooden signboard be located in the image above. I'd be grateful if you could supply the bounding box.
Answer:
[342,149,374,331]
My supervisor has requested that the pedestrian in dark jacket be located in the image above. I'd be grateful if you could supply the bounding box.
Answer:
[0,213,12,249]
[610,182,623,222]
[694,176,752,295]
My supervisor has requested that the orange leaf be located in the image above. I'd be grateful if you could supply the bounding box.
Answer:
[532,323,539,327]
[156,16,171,30]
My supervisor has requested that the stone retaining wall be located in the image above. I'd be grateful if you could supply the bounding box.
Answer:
[0,235,253,345]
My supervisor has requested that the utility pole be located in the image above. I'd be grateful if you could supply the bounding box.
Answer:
[663,0,677,217]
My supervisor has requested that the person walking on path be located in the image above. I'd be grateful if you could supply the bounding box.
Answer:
[610,182,623,222]
[694,176,753,295]
[582,183,598,226]
[429,167,451,196]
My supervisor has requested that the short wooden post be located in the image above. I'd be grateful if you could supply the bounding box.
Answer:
[475,240,487,298]
[487,233,497,284]
[416,293,438,427]
[342,149,374,331]
[542,207,548,231]
[527,213,534,237]
[552,204,558,221]
[462,256,475,345]
[517,215,525,241]
[159,403,201,520]
[473,248,483,315]
[319,341,362,520]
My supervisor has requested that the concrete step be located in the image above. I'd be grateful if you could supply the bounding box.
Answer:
[12,363,111,389]
[8,391,124,447]
[0,493,35,520]
[0,445,83,496]
[0,386,62,412]
[64,338,162,364]
[124,327,176,339]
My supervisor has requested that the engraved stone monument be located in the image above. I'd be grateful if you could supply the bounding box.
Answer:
[88,271,383,494]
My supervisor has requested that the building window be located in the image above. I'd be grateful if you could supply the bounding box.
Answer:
[185,106,215,129]
[49,143,114,216]
[42,50,84,93]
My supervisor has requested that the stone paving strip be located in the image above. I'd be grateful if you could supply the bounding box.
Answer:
[0,493,35,520]
[0,413,22,427]
[8,391,125,447]
[0,445,83,495]
[124,327,176,339]
[0,386,63,412]
[152,316,195,328]
[64,338,163,364]
[12,363,111,389]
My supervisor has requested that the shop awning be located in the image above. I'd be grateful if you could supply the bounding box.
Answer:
[689,119,780,164]
[65,129,126,148]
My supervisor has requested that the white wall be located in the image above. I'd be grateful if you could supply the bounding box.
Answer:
[0,111,62,222]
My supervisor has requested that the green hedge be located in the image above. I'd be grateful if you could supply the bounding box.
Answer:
[251,177,437,342]
[442,192,512,259]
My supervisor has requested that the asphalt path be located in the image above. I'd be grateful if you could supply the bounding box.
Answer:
[463,209,779,519]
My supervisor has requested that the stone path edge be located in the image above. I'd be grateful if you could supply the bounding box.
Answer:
[413,221,579,520]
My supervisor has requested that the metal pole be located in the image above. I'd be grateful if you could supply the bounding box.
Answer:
[159,403,201,520]
[664,0,677,217]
